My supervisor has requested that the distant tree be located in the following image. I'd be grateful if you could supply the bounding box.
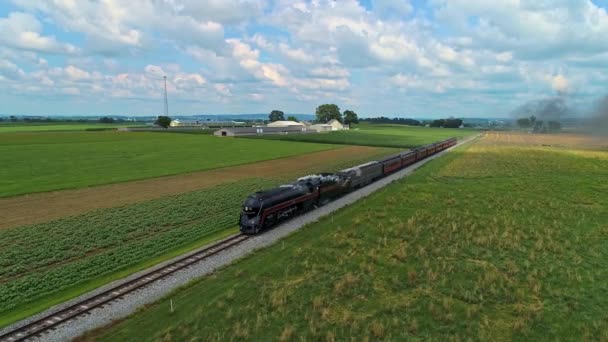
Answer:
[517,118,531,129]
[548,121,562,131]
[99,116,115,124]
[0,117,4,122]
[269,110,285,122]
[315,104,342,123]
[444,118,463,128]
[430,119,445,127]
[532,120,544,133]
[155,116,172,128]
[9,115,17,122]
[287,115,298,122]
[529,115,537,126]
[361,117,421,126]
[343,110,359,125]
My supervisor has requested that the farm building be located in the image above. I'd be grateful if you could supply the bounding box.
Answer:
[266,120,305,127]
[309,124,333,132]
[214,125,308,137]
[327,119,348,130]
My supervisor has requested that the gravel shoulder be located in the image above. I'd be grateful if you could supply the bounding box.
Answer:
[1,136,478,342]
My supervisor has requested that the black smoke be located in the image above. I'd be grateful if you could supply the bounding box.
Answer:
[512,96,574,122]
[590,95,608,135]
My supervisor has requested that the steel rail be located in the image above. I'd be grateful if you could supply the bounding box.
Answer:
[0,233,251,342]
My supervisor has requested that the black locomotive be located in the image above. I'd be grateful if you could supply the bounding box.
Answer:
[239,137,457,234]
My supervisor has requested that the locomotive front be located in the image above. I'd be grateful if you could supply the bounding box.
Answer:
[239,195,262,234]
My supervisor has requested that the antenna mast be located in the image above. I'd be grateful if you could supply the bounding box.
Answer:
[163,75,169,117]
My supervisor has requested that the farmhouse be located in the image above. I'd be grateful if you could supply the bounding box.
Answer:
[214,125,307,137]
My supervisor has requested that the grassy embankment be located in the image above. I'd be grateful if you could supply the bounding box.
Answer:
[246,123,477,148]
[0,147,399,328]
[0,131,338,197]
[84,134,608,341]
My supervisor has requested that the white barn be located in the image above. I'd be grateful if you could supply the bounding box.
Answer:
[327,119,345,131]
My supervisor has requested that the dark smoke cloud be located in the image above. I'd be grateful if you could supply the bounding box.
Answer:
[511,96,574,121]
[590,95,608,135]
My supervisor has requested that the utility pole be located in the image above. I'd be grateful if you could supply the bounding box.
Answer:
[163,75,169,117]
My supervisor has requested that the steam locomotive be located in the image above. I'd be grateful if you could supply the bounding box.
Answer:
[239,137,458,234]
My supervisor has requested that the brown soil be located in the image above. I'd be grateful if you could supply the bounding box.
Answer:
[0,146,381,230]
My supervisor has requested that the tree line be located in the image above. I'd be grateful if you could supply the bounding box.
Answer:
[516,115,561,132]
[268,104,359,125]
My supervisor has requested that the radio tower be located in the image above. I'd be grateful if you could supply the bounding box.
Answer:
[163,75,169,116]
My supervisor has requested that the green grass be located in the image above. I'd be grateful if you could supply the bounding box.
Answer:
[0,148,398,328]
[83,137,608,341]
[245,123,477,148]
[0,123,142,133]
[0,131,337,197]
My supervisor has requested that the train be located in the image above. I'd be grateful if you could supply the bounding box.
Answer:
[239,137,458,234]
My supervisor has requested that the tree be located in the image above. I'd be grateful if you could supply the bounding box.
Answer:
[287,115,298,122]
[9,115,17,122]
[315,104,342,123]
[529,115,537,126]
[517,117,531,128]
[430,119,445,127]
[155,116,172,128]
[343,110,359,125]
[99,116,115,124]
[444,118,463,128]
[269,110,285,122]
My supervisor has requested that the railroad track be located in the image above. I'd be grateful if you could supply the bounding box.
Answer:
[0,233,252,342]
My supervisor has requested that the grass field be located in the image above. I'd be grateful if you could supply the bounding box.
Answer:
[0,131,338,197]
[245,124,477,148]
[83,133,608,341]
[0,123,143,133]
[0,147,399,328]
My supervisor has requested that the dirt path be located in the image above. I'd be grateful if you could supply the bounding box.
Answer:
[0,146,382,230]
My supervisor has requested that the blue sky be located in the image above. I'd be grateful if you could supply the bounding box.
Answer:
[1,0,608,118]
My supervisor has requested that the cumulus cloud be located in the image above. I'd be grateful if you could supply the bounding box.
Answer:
[0,12,77,54]
[10,0,234,54]
[3,0,608,116]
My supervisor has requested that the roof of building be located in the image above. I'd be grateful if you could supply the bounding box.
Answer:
[267,120,305,127]
[216,126,304,134]
[327,119,343,126]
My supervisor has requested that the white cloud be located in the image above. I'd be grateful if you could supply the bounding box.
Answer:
[0,59,26,80]
[0,12,77,54]
[3,0,608,117]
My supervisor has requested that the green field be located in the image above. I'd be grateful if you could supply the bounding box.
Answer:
[84,134,608,341]
[0,131,338,197]
[0,123,143,133]
[0,148,398,328]
[246,124,477,148]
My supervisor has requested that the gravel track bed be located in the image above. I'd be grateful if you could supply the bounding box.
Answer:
[3,136,477,342]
